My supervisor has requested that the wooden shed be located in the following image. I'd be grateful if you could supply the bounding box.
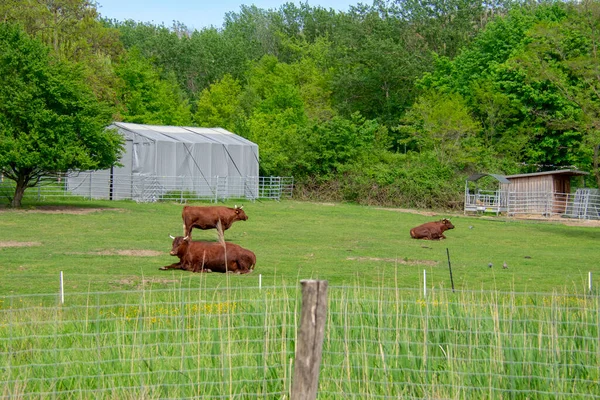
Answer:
[465,169,591,217]
[500,170,588,214]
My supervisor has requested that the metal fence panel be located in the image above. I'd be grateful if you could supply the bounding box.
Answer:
[0,174,293,203]
[466,189,600,220]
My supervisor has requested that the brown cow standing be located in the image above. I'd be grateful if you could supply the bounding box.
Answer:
[182,205,248,239]
[410,218,455,240]
[160,236,256,274]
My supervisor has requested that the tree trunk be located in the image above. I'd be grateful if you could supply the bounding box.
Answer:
[11,181,27,208]
[10,173,30,208]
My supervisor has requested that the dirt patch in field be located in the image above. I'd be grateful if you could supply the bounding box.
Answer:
[376,207,439,217]
[512,214,600,227]
[0,205,125,214]
[69,249,164,257]
[379,207,600,227]
[0,241,42,248]
[347,256,438,266]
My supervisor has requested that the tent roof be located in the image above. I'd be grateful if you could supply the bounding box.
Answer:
[466,173,511,184]
[110,122,257,146]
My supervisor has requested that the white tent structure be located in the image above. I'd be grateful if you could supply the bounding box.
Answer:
[67,122,260,202]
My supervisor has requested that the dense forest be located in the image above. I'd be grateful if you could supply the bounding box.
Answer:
[1,0,599,209]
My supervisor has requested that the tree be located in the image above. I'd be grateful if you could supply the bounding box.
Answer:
[416,2,592,173]
[1,0,124,104]
[114,49,192,125]
[0,23,123,207]
[397,90,481,165]
[329,6,431,126]
[516,1,600,186]
[194,74,244,130]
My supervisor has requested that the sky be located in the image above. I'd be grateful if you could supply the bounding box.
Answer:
[95,0,362,31]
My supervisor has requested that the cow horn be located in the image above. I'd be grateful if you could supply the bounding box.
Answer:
[239,205,243,209]
[169,234,175,239]
[234,204,238,209]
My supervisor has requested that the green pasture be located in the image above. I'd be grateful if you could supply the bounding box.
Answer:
[0,199,598,295]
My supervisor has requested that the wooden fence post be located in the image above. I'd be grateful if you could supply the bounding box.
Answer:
[291,279,328,400]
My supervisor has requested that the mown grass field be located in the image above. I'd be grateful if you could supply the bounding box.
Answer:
[0,199,598,295]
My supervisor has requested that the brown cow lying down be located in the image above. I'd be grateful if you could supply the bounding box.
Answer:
[410,218,455,240]
[160,236,256,274]
[182,205,248,239]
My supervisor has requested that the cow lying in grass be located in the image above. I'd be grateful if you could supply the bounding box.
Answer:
[410,218,455,240]
[160,235,256,274]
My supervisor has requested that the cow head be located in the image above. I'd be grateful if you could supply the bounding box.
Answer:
[441,219,455,230]
[169,235,190,256]
[234,205,248,221]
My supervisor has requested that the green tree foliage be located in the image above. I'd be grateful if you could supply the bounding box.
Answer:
[295,114,386,178]
[115,49,192,125]
[329,6,431,125]
[397,90,482,165]
[1,0,123,103]
[194,74,244,129]
[389,0,509,57]
[241,56,308,175]
[0,24,123,207]
[416,2,593,175]
[516,1,600,186]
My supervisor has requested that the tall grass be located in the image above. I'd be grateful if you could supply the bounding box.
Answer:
[1,281,598,399]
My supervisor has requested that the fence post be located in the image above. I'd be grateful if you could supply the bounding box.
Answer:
[291,280,328,400]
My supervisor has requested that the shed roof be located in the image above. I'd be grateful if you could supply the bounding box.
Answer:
[505,169,589,179]
[466,173,511,184]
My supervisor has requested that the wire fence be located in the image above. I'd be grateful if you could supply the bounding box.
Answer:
[1,284,598,399]
[0,173,294,203]
[465,188,600,219]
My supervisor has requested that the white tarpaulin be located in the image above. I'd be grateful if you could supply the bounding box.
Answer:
[67,122,259,201]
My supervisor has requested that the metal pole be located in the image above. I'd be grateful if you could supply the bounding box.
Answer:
[423,269,427,297]
[446,248,455,293]
[109,165,114,201]
[60,271,64,304]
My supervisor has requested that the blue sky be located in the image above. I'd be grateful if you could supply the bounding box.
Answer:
[96,0,363,31]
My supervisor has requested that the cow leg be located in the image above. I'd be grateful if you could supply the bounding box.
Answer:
[192,252,207,273]
[160,262,183,271]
